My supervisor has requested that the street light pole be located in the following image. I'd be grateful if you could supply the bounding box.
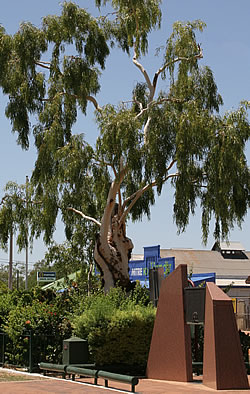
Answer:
[17,269,19,291]
[25,175,29,290]
[8,230,13,290]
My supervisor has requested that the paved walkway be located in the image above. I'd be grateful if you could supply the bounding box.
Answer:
[0,369,249,393]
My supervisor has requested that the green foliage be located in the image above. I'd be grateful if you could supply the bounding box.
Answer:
[95,0,162,56]
[0,292,17,329]
[0,285,152,371]
[1,1,110,151]
[29,227,100,293]
[1,288,74,366]
[164,20,205,81]
[73,285,154,372]
[89,306,155,370]
[109,0,162,56]
[35,240,88,279]
[75,286,131,328]
[0,0,249,282]
[129,281,150,306]
[0,181,31,251]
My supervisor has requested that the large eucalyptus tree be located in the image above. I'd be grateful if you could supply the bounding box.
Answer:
[0,1,249,291]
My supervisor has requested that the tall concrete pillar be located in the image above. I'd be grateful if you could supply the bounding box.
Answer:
[147,264,193,382]
[203,282,249,390]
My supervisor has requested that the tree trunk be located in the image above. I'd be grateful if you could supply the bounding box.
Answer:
[94,207,133,293]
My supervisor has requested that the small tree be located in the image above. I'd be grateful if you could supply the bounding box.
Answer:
[32,234,98,294]
[0,181,33,289]
[0,1,249,291]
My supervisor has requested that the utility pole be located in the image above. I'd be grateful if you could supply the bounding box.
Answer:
[16,269,19,291]
[25,175,29,290]
[8,230,13,290]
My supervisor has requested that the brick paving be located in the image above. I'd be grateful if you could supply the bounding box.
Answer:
[0,369,249,393]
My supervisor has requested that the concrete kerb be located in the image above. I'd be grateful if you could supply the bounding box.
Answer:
[0,368,249,393]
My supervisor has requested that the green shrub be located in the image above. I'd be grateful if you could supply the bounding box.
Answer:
[0,284,152,371]
[0,292,16,329]
[3,296,72,367]
[91,306,155,366]
[73,286,155,373]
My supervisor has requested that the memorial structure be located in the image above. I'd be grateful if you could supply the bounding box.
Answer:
[147,264,249,390]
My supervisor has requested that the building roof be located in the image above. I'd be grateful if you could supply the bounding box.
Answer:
[159,248,250,279]
[212,241,245,251]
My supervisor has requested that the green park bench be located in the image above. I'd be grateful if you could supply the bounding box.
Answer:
[97,370,139,393]
[39,362,95,379]
[66,365,98,384]
[39,363,68,378]
[65,365,139,392]
[39,362,139,392]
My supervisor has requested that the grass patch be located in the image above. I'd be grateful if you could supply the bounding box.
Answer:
[0,371,44,382]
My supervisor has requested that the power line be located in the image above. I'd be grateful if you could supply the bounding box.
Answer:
[0,257,36,265]
[0,260,37,271]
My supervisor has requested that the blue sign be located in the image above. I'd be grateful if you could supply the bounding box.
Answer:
[129,245,175,287]
[190,272,216,286]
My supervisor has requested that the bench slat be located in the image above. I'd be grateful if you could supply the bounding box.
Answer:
[98,370,138,385]
[66,366,98,377]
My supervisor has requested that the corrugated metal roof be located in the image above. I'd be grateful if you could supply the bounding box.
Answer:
[160,248,250,279]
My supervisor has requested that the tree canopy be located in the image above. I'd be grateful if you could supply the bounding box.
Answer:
[0,1,249,291]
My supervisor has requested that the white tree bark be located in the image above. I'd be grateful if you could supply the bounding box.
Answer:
[93,164,134,292]
[94,209,133,292]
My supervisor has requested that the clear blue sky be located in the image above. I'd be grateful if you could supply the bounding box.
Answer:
[0,0,250,271]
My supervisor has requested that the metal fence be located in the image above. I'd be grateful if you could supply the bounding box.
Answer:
[0,331,63,372]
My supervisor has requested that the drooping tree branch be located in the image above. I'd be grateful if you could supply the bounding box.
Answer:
[133,53,154,100]
[0,194,41,206]
[121,159,177,210]
[67,207,101,227]
[35,60,51,70]
[152,44,203,88]
[41,91,102,111]
[135,96,186,120]
[92,157,117,178]
[119,171,179,227]
[86,95,102,111]
[132,51,154,143]
[133,44,203,143]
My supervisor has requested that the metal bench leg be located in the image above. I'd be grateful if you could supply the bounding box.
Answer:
[94,377,98,385]
[104,379,108,387]
[72,374,75,381]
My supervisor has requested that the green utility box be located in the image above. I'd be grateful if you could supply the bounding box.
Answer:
[63,336,89,364]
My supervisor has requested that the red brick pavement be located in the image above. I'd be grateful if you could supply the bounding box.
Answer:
[0,370,249,393]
